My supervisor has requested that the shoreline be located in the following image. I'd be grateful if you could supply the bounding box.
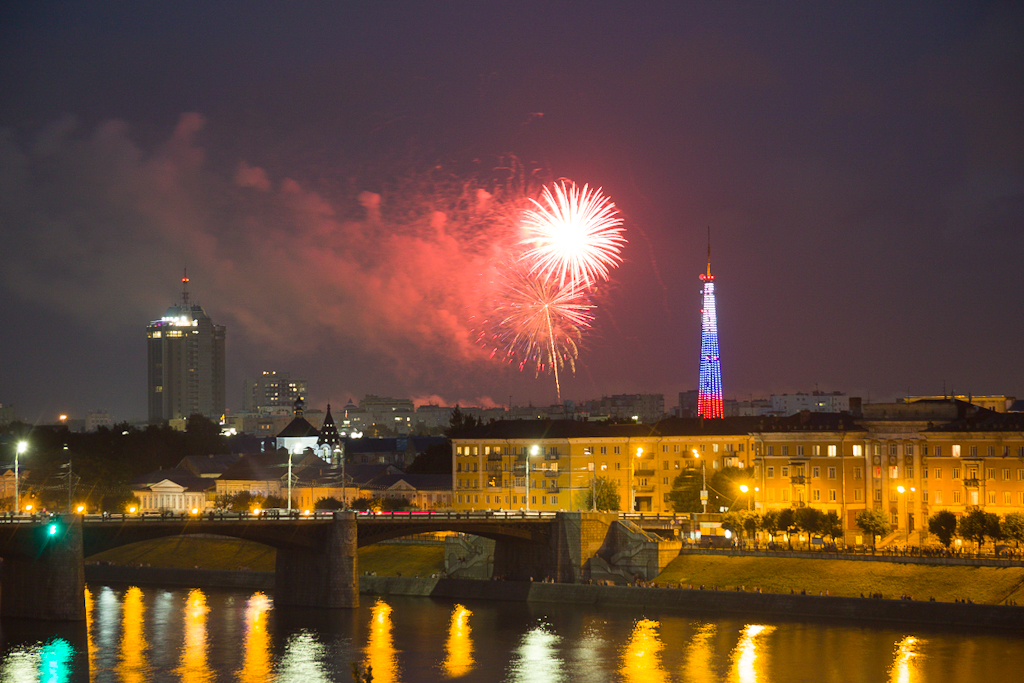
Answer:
[83,565,1023,631]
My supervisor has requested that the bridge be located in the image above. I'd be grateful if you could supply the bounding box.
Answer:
[0,510,684,621]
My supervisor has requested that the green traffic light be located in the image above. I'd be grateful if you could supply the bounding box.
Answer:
[48,524,58,536]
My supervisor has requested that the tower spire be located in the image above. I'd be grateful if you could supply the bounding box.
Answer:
[181,268,190,307]
[697,227,724,419]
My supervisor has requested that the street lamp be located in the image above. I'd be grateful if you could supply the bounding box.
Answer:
[15,441,27,514]
[896,485,916,546]
[692,449,708,514]
[739,483,751,511]
[526,445,540,511]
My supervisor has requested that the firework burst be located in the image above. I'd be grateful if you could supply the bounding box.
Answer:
[520,181,626,290]
[477,265,594,402]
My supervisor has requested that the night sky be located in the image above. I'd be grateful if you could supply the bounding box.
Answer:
[2,2,1021,423]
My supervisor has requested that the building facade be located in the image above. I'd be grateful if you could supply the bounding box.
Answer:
[449,403,1024,546]
[243,372,308,413]
[147,273,226,423]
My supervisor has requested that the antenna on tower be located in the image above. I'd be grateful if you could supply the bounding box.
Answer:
[706,226,712,278]
[181,268,190,307]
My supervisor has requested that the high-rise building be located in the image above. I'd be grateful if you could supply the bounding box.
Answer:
[147,272,226,423]
[243,371,308,413]
[697,234,724,418]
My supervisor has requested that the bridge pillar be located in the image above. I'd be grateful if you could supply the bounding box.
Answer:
[1,516,86,621]
[274,512,358,609]
[492,512,617,582]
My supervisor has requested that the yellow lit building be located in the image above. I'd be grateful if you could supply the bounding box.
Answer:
[450,403,1024,544]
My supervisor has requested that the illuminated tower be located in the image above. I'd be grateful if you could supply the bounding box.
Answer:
[147,271,226,423]
[697,233,724,418]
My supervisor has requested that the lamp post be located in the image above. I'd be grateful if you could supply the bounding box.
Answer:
[15,441,27,514]
[692,449,708,514]
[896,485,915,546]
[631,447,643,512]
[739,483,750,511]
[526,445,539,511]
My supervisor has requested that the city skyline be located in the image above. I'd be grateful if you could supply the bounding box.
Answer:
[1,3,1021,422]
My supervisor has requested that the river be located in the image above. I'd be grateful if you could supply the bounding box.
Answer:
[0,584,1020,682]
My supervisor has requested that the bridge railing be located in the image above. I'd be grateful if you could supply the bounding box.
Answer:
[75,509,561,523]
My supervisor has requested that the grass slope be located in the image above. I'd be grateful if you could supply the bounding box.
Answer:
[654,555,1024,604]
[88,536,445,577]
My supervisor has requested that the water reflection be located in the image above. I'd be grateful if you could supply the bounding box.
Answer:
[889,636,924,683]
[83,587,94,682]
[683,623,717,683]
[730,624,774,683]
[441,604,474,678]
[277,630,330,683]
[118,587,149,683]
[237,592,272,683]
[508,621,565,683]
[621,618,668,683]
[175,589,212,683]
[366,599,399,683]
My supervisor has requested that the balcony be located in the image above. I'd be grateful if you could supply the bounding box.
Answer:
[544,470,560,477]
[635,485,656,493]
[790,475,807,485]
[635,468,656,477]
[487,453,502,461]
[963,478,980,487]
[544,453,560,461]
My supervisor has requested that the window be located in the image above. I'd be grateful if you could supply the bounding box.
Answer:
[781,446,789,456]
[889,466,898,478]
[829,489,837,502]
[854,489,863,501]
[922,445,929,456]
[905,466,913,478]
[922,491,928,503]
[874,444,881,456]
[889,488,898,502]
[987,468,995,480]
[934,491,942,505]
[551,496,557,505]
[615,462,621,471]
[662,445,668,453]
[781,466,790,477]
[713,443,719,453]
[1019,492,1024,506]
[797,446,805,456]
[988,446,995,457]
[952,468,961,479]
[674,445,680,453]
[531,496,536,505]
[614,446,620,454]
[1019,469,1024,481]
[812,466,820,478]
[891,513,899,525]
[813,445,821,456]
[934,468,941,479]
[663,461,669,470]
[987,492,996,505]
[828,445,837,457]
[890,444,898,456]
[853,445,863,457]
[934,446,941,457]
[767,466,775,478]
[952,445,961,458]
[828,467,836,479]
[873,489,882,502]
[1004,446,1011,457]
[674,460,680,469]
[600,446,607,455]
[812,489,821,502]
[906,445,914,456]
[781,490,790,502]
[663,477,669,485]
[873,466,882,478]
[1004,491,1012,505]
[767,446,774,456]
[969,445,978,457]
[768,489,776,502]
[952,491,961,504]
[854,467,863,479]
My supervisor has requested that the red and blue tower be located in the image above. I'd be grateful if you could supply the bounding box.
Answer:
[697,235,724,418]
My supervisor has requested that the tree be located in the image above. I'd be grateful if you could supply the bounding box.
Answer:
[761,509,780,542]
[855,509,891,549]
[709,466,756,512]
[577,476,621,511]
[229,492,265,512]
[821,510,843,544]
[263,494,288,509]
[667,468,703,512]
[743,512,762,541]
[315,496,346,510]
[928,510,958,548]
[958,508,1000,551]
[185,414,228,455]
[777,508,797,549]
[214,493,235,511]
[1002,512,1024,547]
[445,406,480,437]
[350,496,381,512]
[794,507,824,549]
